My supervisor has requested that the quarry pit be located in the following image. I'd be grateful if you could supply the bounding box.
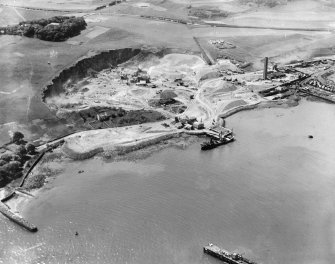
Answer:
[42,47,276,132]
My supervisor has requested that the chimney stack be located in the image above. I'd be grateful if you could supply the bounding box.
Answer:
[263,57,268,80]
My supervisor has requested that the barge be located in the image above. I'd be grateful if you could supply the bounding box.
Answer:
[203,243,256,264]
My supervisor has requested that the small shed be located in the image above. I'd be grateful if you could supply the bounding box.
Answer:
[137,80,147,86]
[187,116,197,125]
[184,124,193,130]
[193,122,204,130]
[97,112,109,121]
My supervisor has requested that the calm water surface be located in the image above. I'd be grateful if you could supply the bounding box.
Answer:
[1,100,335,264]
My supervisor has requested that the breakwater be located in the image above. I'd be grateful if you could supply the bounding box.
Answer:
[61,130,205,160]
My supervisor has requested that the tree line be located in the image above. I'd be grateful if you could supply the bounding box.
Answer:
[0,132,37,187]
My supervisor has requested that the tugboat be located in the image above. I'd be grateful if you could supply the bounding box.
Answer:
[201,131,234,151]
[203,243,257,264]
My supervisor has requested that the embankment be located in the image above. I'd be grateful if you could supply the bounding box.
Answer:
[59,129,197,161]
[62,145,104,160]
[61,132,182,160]
[113,132,182,156]
[60,129,217,161]
[42,48,141,99]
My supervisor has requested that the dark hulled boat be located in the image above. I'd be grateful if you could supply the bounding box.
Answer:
[201,134,234,150]
[203,243,257,264]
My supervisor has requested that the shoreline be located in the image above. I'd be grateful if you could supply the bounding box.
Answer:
[0,96,317,231]
[2,90,333,264]
[4,96,301,190]
[2,133,202,218]
[11,96,300,190]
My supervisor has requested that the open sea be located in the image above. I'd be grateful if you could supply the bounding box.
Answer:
[1,99,335,264]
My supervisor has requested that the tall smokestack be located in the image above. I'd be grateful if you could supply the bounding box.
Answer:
[263,57,268,80]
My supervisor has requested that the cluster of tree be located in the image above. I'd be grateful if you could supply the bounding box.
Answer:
[239,0,293,8]
[117,110,166,126]
[12,131,24,144]
[0,16,87,42]
[0,160,21,187]
[188,7,229,19]
[149,90,178,106]
[79,107,127,122]
[0,132,37,187]
[95,0,119,10]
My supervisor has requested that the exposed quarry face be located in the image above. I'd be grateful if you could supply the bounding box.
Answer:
[42,49,213,130]
[42,48,250,131]
[42,48,142,100]
[42,49,208,119]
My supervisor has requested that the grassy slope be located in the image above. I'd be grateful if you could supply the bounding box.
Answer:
[0,36,88,123]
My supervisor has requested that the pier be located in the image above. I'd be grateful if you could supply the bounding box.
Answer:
[0,203,37,232]
[299,88,335,103]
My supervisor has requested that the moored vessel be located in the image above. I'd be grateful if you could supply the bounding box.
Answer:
[201,133,235,150]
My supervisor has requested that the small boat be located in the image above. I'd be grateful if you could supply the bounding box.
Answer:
[201,134,235,150]
[203,243,257,264]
